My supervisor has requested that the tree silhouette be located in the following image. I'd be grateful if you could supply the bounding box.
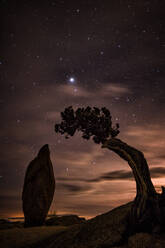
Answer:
[55,106,162,232]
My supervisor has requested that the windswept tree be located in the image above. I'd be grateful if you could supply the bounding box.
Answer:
[55,106,162,232]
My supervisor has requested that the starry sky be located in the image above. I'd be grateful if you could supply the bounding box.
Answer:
[1,0,165,219]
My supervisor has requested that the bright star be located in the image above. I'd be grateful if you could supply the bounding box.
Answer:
[69,77,75,83]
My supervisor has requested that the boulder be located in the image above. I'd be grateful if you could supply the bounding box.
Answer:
[48,202,132,248]
[22,144,55,227]
[46,215,86,226]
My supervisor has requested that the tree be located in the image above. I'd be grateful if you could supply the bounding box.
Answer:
[55,106,162,232]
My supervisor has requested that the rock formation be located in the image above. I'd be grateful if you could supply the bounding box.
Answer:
[45,215,86,226]
[22,144,55,227]
[42,202,165,248]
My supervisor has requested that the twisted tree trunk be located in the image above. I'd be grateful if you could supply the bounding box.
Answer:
[102,138,161,232]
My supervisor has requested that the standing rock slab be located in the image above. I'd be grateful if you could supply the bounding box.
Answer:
[22,144,55,227]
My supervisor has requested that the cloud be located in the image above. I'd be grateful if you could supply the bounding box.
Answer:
[57,167,165,184]
[57,84,90,97]
[57,170,133,183]
[99,167,165,181]
[57,83,131,99]
[100,84,131,96]
[150,167,165,178]
[89,170,133,182]
[55,143,105,167]
[57,183,91,193]
[125,124,165,166]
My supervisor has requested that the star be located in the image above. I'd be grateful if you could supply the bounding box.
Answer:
[69,77,75,84]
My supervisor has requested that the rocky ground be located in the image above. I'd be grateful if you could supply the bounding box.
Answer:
[1,203,165,248]
[0,219,24,230]
[42,202,165,248]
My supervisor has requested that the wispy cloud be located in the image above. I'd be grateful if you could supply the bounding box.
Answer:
[57,83,131,99]
[57,183,92,193]
[57,167,165,183]
[125,125,165,166]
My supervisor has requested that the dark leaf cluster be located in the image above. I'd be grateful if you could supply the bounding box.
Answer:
[55,106,120,144]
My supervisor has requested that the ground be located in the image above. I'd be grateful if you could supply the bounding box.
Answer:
[1,202,165,248]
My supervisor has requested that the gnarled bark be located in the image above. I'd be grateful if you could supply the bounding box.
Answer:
[102,138,161,232]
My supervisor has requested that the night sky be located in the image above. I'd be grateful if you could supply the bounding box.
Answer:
[1,0,165,219]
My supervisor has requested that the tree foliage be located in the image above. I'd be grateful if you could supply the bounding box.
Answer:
[55,106,120,144]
